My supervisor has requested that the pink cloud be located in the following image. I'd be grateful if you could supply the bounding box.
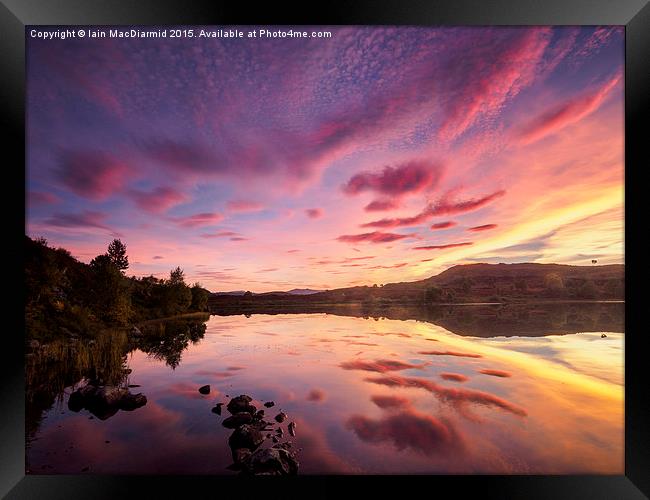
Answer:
[413,242,473,250]
[306,389,326,402]
[44,211,115,233]
[226,199,264,212]
[339,359,425,373]
[56,151,129,200]
[468,224,498,232]
[343,160,443,197]
[337,231,414,244]
[431,221,456,230]
[170,212,223,228]
[437,28,553,141]
[200,231,239,239]
[29,191,59,206]
[128,186,186,213]
[418,350,482,358]
[478,369,513,378]
[305,208,324,219]
[575,27,621,59]
[517,73,621,145]
[362,190,506,229]
[365,199,400,212]
[370,395,411,409]
[367,262,409,269]
[366,375,527,417]
[346,409,464,455]
[440,373,469,382]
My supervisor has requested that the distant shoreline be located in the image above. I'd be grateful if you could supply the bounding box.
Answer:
[209,299,625,310]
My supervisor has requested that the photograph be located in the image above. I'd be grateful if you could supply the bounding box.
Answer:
[24,24,626,477]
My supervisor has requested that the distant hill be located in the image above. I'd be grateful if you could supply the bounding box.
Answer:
[287,288,324,295]
[212,288,324,296]
[209,262,624,310]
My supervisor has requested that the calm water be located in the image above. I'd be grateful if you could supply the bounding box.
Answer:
[26,306,624,474]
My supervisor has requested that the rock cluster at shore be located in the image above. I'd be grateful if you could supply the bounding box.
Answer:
[211,393,299,475]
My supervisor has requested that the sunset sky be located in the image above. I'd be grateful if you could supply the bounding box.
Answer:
[26,26,624,292]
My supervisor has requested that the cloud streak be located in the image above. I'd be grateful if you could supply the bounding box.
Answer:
[339,359,425,373]
[337,231,414,244]
[365,375,527,417]
[413,242,473,250]
[170,212,223,228]
[517,73,621,145]
[362,190,506,229]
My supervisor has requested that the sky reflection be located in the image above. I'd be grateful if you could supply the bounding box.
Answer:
[27,313,623,474]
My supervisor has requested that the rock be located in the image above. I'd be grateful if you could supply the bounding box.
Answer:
[232,448,252,464]
[288,421,296,437]
[276,427,283,436]
[601,333,607,338]
[274,412,288,423]
[222,412,253,429]
[96,386,129,407]
[255,409,265,419]
[119,393,147,411]
[68,391,86,412]
[245,447,299,475]
[227,395,256,415]
[228,424,264,451]
[263,401,275,408]
[272,436,279,443]
[128,384,141,388]
[123,368,133,375]
[198,385,211,395]
[67,384,146,419]
[211,403,224,415]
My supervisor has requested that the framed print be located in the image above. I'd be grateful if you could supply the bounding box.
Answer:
[3,0,648,498]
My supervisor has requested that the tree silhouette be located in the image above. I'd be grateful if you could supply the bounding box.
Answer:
[191,283,209,311]
[169,267,185,285]
[107,239,129,272]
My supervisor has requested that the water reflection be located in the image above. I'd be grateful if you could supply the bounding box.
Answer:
[133,316,208,368]
[212,302,624,337]
[26,306,623,474]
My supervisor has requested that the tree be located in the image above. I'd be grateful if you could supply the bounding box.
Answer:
[544,273,565,297]
[424,286,444,303]
[89,254,131,324]
[162,267,191,315]
[107,239,129,272]
[514,278,528,293]
[169,267,186,286]
[604,279,623,299]
[576,280,598,299]
[191,283,209,311]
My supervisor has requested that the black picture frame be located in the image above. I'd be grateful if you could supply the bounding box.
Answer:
[3,1,648,498]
